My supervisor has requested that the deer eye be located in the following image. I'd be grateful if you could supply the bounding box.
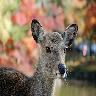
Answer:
[46,47,51,53]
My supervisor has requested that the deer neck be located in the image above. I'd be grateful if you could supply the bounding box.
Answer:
[32,55,55,96]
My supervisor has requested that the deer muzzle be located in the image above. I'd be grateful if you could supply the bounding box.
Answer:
[57,63,67,79]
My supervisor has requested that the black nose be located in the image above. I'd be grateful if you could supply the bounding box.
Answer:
[58,64,65,75]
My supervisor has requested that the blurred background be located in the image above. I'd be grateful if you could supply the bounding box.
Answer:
[0,0,96,96]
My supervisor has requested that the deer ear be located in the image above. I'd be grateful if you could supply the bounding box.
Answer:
[31,19,44,43]
[63,24,78,48]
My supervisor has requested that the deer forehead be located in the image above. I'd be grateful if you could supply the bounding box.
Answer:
[43,32,63,44]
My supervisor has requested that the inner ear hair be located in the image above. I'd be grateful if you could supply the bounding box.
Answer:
[31,19,45,43]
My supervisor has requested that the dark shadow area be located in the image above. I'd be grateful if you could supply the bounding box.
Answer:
[67,64,96,85]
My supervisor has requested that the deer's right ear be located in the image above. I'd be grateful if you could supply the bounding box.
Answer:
[31,19,44,43]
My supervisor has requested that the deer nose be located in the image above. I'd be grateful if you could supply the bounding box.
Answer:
[58,63,65,75]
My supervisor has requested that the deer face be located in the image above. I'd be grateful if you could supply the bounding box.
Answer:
[31,19,78,79]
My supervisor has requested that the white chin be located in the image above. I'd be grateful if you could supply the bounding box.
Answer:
[62,71,67,79]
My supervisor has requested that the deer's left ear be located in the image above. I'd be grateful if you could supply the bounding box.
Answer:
[63,24,78,48]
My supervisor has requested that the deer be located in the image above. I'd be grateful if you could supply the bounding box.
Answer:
[0,19,78,96]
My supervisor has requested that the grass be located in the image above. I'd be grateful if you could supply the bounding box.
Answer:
[56,81,96,96]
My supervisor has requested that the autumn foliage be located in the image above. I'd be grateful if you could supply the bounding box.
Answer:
[0,0,96,75]
[84,2,96,36]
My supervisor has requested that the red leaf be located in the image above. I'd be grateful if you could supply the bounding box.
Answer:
[11,12,27,26]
